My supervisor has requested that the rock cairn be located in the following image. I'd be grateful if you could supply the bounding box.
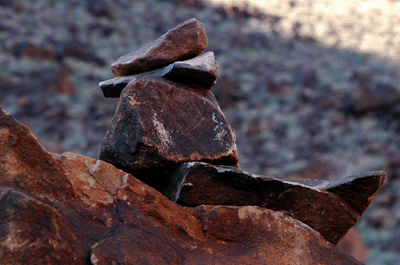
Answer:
[99,18,238,191]
[0,18,385,264]
[99,18,385,248]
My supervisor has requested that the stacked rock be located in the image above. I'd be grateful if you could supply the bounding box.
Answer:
[99,18,238,191]
[99,18,385,247]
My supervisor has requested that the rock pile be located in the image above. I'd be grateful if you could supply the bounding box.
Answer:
[97,17,385,256]
[99,18,238,191]
[0,18,386,264]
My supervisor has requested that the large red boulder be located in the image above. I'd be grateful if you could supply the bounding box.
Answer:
[0,107,365,264]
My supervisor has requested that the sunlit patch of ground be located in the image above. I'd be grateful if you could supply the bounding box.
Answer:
[206,0,400,61]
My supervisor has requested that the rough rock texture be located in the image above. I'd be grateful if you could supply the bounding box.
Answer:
[99,75,238,191]
[111,18,208,77]
[160,51,219,88]
[169,162,385,245]
[0,184,83,264]
[0,107,363,264]
[90,206,364,265]
[100,51,219,97]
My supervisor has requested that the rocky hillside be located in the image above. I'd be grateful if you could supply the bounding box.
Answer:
[1,0,400,264]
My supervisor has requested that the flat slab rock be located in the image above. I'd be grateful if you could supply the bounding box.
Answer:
[99,75,238,191]
[111,18,208,77]
[100,51,219,97]
[0,107,363,264]
[160,51,219,88]
[167,162,386,245]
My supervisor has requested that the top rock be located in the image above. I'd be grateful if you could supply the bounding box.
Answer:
[111,18,208,77]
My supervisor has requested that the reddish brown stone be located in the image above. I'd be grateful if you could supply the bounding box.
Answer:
[91,206,363,265]
[0,108,365,264]
[169,162,385,245]
[111,18,208,76]
[321,171,386,216]
[0,108,74,203]
[0,108,122,263]
[99,75,238,191]
[0,184,84,264]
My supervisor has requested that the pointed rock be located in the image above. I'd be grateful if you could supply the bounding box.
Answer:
[100,51,219,98]
[0,108,74,203]
[111,18,208,77]
[99,75,238,191]
[293,171,386,216]
[168,162,385,245]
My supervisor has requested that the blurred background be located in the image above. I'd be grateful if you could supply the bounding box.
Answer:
[1,0,400,263]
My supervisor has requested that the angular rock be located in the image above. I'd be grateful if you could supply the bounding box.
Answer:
[99,75,238,191]
[111,18,208,77]
[99,69,163,98]
[99,75,132,98]
[299,171,386,215]
[100,51,219,97]
[160,51,219,88]
[90,206,363,265]
[0,184,84,264]
[168,162,385,245]
[0,107,363,264]
[0,107,74,203]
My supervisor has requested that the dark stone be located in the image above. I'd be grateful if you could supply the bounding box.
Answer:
[99,69,163,98]
[99,76,238,191]
[168,162,385,245]
[160,51,218,88]
[110,18,208,76]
